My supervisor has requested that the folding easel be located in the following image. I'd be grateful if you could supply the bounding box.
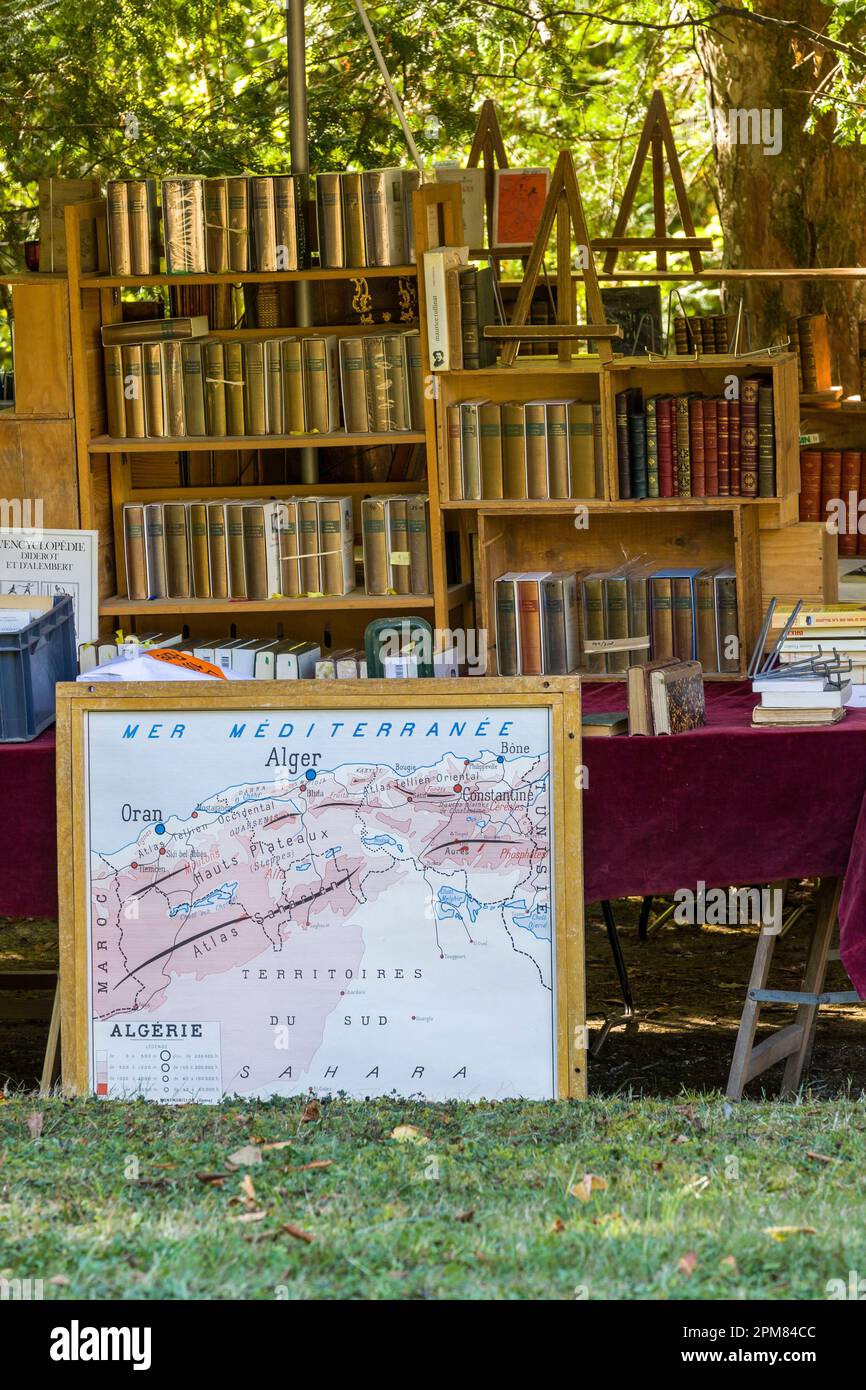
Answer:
[467,98,509,251]
[594,89,713,275]
[490,149,622,367]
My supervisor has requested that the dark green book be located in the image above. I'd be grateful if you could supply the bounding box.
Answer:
[645,395,660,497]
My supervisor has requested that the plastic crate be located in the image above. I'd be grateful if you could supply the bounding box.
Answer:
[0,594,77,742]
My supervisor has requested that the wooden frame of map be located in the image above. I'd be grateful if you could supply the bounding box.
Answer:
[57,677,584,1103]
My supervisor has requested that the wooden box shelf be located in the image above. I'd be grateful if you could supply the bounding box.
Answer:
[602,353,800,514]
[475,501,762,679]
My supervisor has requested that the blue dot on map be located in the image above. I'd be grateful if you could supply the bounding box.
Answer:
[305,770,317,781]
[155,823,165,834]
[497,756,504,763]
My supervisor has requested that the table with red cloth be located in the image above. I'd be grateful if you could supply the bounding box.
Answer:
[0,729,57,919]
[581,680,866,999]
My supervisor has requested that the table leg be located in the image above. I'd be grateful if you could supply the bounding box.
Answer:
[780,876,843,1096]
[726,926,778,1101]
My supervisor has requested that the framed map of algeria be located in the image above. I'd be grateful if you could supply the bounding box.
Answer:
[57,678,584,1102]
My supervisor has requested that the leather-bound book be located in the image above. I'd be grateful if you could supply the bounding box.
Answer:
[567,401,596,498]
[494,574,521,677]
[103,346,127,438]
[121,344,145,438]
[798,449,823,522]
[798,313,832,392]
[106,180,132,276]
[407,495,432,594]
[626,657,680,736]
[716,399,730,496]
[141,343,165,438]
[361,497,389,594]
[675,395,691,496]
[657,397,675,498]
[840,451,861,556]
[204,339,227,437]
[386,496,411,595]
[227,177,250,272]
[628,408,647,499]
[243,340,267,436]
[223,340,245,436]
[820,449,842,527]
[702,398,719,496]
[316,173,345,268]
[645,395,659,498]
[502,402,527,498]
[524,401,549,499]
[650,660,706,735]
[758,384,775,497]
[614,388,632,499]
[688,397,705,498]
[281,339,305,433]
[225,502,248,598]
[339,337,368,432]
[181,340,207,436]
[123,504,148,600]
[479,402,503,499]
[729,399,741,495]
[250,176,277,271]
[516,574,546,676]
[163,502,191,598]
[188,501,211,598]
[545,401,569,499]
[206,502,229,599]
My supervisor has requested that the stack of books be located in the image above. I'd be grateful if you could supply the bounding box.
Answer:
[787,311,835,395]
[752,670,851,726]
[102,320,425,439]
[446,398,602,500]
[777,605,866,698]
[423,249,498,371]
[493,563,739,678]
[122,495,432,601]
[673,313,735,354]
[627,658,707,735]
[614,377,775,499]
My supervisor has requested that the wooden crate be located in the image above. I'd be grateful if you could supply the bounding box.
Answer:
[760,521,838,606]
[476,501,762,678]
[602,353,800,512]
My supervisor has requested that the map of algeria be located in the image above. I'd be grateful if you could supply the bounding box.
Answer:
[88,713,556,1101]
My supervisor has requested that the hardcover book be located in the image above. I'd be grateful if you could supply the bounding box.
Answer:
[650,660,707,735]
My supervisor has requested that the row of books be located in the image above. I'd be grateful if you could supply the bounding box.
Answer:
[423,250,499,371]
[106,170,419,275]
[446,399,601,500]
[122,495,433,601]
[102,326,425,440]
[673,314,736,355]
[615,379,775,499]
[776,605,866,685]
[799,448,866,556]
[493,564,739,677]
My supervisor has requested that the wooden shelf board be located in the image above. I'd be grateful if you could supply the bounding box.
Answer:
[81,266,418,288]
[607,353,792,370]
[90,431,426,453]
[450,496,789,512]
[99,590,438,616]
[439,360,602,378]
[206,323,418,339]
[127,481,428,502]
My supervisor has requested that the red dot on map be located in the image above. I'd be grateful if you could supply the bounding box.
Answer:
[411,1015,416,1020]
[192,812,198,819]
[454,783,462,792]
[159,847,166,855]
[131,861,138,869]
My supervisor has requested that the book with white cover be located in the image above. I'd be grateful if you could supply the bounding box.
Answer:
[422,245,468,371]
[0,527,98,647]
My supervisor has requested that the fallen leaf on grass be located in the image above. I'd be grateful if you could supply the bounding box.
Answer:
[26,1112,43,1139]
[48,1274,70,1287]
[670,1134,690,1145]
[454,1209,475,1223]
[651,1160,664,1173]
[227,1145,262,1168]
[232,1211,266,1224]
[678,1251,698,1276]
[549,1218,566,1234]
[282,1223,314,1244]
[569,1174,608,1203]
[764,1225,817,1241]
[261,1141,293,1152]
[806,1152,836,1164]
[196,1172,230,1185]
[720,1256,739,1272]
[390,1124,429,1145]
[288,1159,333,1173]
[301,1101,320,1124]
[240,1173,257,1205]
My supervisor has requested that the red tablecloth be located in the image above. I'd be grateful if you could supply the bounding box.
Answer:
[581,682,866,997]
[0,729,57,918]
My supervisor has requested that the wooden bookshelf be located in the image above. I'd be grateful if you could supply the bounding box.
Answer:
[64,191,472,643]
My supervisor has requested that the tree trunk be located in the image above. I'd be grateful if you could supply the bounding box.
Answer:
[700,0,866,393]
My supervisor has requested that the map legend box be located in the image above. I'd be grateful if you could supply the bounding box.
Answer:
[91,1021,222,1102]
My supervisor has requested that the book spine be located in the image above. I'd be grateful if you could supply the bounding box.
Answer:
[339,338,369,433]
[739,376,760,497]
[243,341,267,436]
[273,175,302,271]
[567,404,595,499]
[524,403,548,499]
[204,178,229,273]
[407,495,432,595]
[820,449,842,527]
[494,578,520,677]
[318,498,352,595]
[657,398,674,498]
[675,395,691,496]
[361,497,389,594]
[840,450,861,556]
[121,344,145,438]
[227,177,250,272]
[127,179,157,276]
[107,181,132,276]
[615,390,631,499]
[460,404,482,501]
[341,173,367,267]
[265,339,285,435]
[703,398,719,497]
[446,403,463,500]
[144,505,167,598]
[163,502,191,598]
[207,505,228,599]
[181,341,207,436]
[757,383,775,497]
[103,346,127,438]
[546,404,569,499]
[604,578,630,674]
[188,502,210,598]
[316,173,345,268]
[541,579,568,675]
[516,578,544,675]
[161,340,186,437]
[717,577,739,673]
[645,396,659,498]
[479,403,504,499]
[581,576,605,675]
[688,397,704,498]
[628,410,647,499]
[650,577,674,661]
[384,335,410,431]
[717,399,730,496]
[404,332,425,430]
[281,340,305,433]
[729,399,741,495]
[459,267,480,370]
[501,405,527,498]
[204,340,227,437]
[251,177,278,271]
[141,342,165,438]
[222,340,245,436]
[798,449,822,522]
[279,499,301,597]
[226,503,248,598]
[363,336,390,433]
[162,178,207,274]
[123,505,148,600]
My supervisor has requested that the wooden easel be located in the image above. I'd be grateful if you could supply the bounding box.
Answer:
[467,99,509,251]
[595,89,713,275]
[495,149,621,368]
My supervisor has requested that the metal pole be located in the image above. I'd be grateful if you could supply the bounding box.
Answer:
[287,0,317,484]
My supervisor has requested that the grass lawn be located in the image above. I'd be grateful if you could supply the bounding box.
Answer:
[1,1092,865,1299]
